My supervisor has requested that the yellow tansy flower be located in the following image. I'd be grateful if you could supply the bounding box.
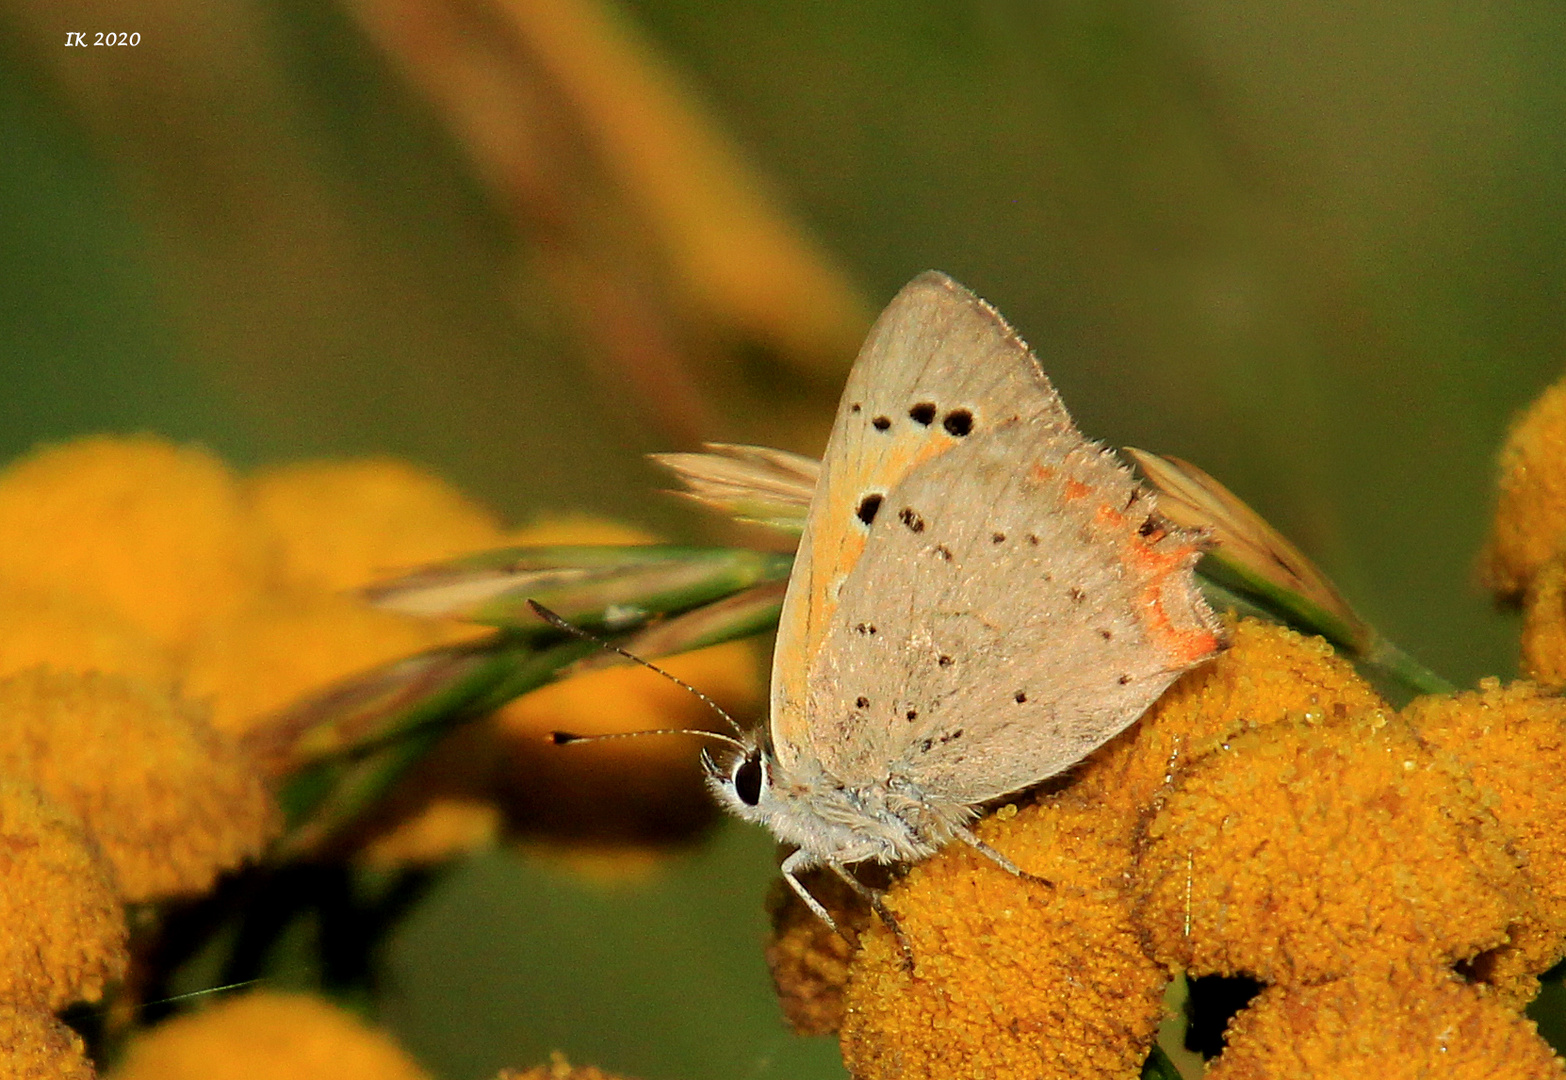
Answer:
[1404,679,1566,1007]
[111,992,432,1080]
[840,794,1164,1080]
[0,578,176,689]
[0,669,278,902]
[0,778,125,1010]
[0,436,267,650]
[247,457,505,593]
[0,1003,96,1080]
[1480,374,1566,599]
[1207,967,1563,1079]
[1136,709,1524,985]
[764,869,871,1037]
[183,591,478,740]
[1520,554,1566,685]
[1072,617,1384,828]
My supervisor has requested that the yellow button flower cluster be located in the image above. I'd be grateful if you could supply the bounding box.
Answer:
[0,434,764,1076]
[775,618,1566,1078]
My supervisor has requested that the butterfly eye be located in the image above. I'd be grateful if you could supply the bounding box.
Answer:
[733,752,764,806]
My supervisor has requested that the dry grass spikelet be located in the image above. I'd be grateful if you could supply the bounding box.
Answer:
[840,794,1164,1080]
[0,779,126,1011]
[0,669,278,902]
[111,992,433,1080]
[0,436,267,650]
[1072,617,1383,829]
[1403,679,1566,1008]
[1481,375,1566,599]
[0,1003,97,1080]
[1206,967,1564,1079]
[1136,709,1526,985]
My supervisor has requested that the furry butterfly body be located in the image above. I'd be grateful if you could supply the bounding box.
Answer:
[705,272,1223,927]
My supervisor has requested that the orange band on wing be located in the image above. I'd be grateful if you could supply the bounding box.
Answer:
[1130,538,1220,665]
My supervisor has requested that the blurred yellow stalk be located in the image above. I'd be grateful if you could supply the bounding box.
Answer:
[342,0,869,444]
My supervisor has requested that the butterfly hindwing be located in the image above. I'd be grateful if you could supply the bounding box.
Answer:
[808,422,1220,803]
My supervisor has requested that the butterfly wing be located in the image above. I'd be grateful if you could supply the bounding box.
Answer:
[771,271,1074,773]
[774,272,1221,803]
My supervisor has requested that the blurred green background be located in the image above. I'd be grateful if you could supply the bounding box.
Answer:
[5,1,1564,1077]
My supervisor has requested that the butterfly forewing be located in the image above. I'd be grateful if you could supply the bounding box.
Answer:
[769,272,1073,773]
[773,271,1221,807]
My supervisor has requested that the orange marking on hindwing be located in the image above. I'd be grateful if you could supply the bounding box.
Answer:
[1029,463,1057,483]
[1062,478,1091,500]
[1130,538,1220,665]
[1095,503,1127,529]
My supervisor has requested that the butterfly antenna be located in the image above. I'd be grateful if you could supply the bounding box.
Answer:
[527,599,748,744]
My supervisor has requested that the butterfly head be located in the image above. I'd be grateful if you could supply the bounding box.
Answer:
[701,735,775,824]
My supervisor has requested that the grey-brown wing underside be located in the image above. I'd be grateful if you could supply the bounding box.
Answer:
[802,354,1220,806]
[769,272,1075,771]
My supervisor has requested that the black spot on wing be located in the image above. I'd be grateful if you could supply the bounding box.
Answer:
[899,507,925,533]
[943,409,974,436]
[856,696,870,708]
[909,402,937,425]
[937,654,953,667]
[856,494,883,525]
[1014,691,1027,704]
[872,415,892,431]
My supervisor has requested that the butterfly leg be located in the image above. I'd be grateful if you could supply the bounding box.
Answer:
[781,850,848,937]
[953,825,1054,887]
[826,862,916,974]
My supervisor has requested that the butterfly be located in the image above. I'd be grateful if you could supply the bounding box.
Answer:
[699,271,1223,938]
